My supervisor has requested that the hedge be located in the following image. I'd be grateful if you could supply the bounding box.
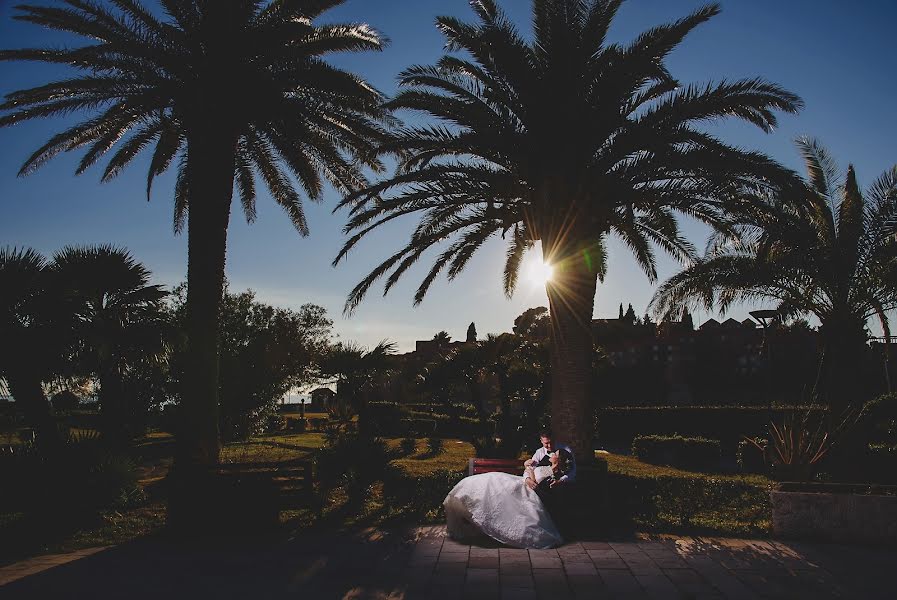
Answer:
[736,437,768,474]
[600,454,772,534]
[382,468,466,518]
[632,434,721,472]
[597,406,828,455]
[366,402,485,437]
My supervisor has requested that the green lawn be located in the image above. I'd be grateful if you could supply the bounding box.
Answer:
[602,451,774,536]
[2,434,776,565]
[387,438,475,476]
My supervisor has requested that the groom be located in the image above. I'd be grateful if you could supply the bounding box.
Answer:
[524,430,576,530]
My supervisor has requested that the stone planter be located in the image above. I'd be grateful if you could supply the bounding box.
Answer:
[771,482,897,544]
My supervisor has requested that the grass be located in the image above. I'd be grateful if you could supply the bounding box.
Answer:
[387,438,474,476]
[2,431,777,565]
[603,452,773,486]
[601,451,774,537]
[219,432,326,464]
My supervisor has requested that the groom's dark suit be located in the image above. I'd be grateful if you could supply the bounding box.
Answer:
[532,447,576,535]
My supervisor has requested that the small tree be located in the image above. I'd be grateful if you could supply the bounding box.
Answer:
[432,331,452,347]
[170,287,332,441]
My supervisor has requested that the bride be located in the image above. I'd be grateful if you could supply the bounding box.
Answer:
[443,451,569,549]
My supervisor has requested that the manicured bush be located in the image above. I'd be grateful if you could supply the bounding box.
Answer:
[382,467,466,517]
[402,417,437,436]
[400,437,417,456]
[603,454,771,534]
[598,406,827,455]
[737,437,768,474]
[288,417,308,433]
[632,434,721,472]
[426,437,444,456]
[50,390,81,412]
[861,393,897,447]
[365,402,409,435]
[314,432,390,501]
[471,435,521,459]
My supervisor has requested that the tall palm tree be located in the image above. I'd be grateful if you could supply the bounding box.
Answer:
[334,0,801,460]
[0,247,69,450]
[0,1,392,476]
[651,138,897,412]
[51,245,169,447]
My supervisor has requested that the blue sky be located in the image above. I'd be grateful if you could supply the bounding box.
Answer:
[1,0,896,351]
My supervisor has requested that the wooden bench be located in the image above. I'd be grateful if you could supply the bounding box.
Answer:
[468,457,525,476]
[217,459,316,509]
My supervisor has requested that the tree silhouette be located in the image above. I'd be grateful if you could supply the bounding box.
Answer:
[0,1,393,502]
[335,0,800,460]
[652,138,897,411]
[51,245,169,447]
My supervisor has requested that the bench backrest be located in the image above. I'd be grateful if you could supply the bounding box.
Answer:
[468,457,524,477]
[218,460,314,487]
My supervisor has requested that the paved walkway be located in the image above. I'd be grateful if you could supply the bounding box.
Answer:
[1,526,894,598]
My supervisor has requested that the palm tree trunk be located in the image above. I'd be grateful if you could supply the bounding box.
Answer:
[544,233,599,464]
[168,124,236,532]
[98,354,129,448]
[6,373,61,451]
[820,315,867,416]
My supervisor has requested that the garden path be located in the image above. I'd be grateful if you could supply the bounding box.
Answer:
[0,526,894,598]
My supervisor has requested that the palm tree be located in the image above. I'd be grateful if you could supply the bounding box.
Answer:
[432,331,453,347]
[322,340,397,428]
[0,247,69,450]
[51,245,169,447]
[334,0,801,460]
[651,138,897,412]
[0,1,392,475]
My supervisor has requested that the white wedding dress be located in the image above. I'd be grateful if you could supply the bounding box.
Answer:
[443,469,563,549]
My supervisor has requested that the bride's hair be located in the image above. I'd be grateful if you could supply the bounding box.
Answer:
[555,449,572,474]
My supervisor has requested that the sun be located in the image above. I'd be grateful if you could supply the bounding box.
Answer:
[526,259,554,287]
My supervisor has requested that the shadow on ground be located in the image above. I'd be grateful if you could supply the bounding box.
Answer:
[2,525,896,599]
[1,527,417,599]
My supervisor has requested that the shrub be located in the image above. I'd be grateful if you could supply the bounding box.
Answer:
[314,432,390,501]
[598,406,827,455]
[632,434,721,472]
[51,390,81,412]
[471,435,521,459]
[737,437,768,474]
[403,418,437,436]
[604,455,771,534]
[0,433,144,514]
[86,454,146,509]
[365,402,409,436]
[426,437,444,456]
[308,417,328,432]
[400,437,417,456]
[288,417,308,433]
[863,444,897,484]
[382,467,466,517]
[327,398,356,421]
[265,414,288,434]
[861,393,897,447]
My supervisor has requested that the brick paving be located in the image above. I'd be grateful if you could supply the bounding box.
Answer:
[1,526,895,598]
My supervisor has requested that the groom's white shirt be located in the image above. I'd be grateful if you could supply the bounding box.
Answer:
[530,444,576,484]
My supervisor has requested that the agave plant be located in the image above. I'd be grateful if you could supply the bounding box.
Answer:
[745,406,858,481]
